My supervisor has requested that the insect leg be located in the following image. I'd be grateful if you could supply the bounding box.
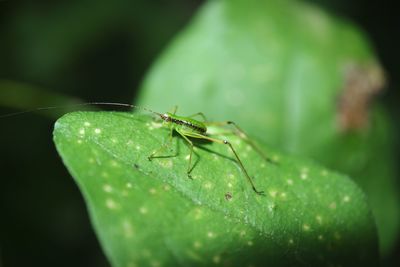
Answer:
[170,106,178,115]
[205,121,275,164]
[148,127,174,161]
[187,112,207,122]
[175,129,195,178]
[185,132,265,195]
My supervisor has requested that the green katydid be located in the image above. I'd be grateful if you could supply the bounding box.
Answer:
[1,102,275,195]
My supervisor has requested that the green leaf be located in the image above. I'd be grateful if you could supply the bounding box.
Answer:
[8,0,193,79]
[137,0,399,254]
[53,111,378,267]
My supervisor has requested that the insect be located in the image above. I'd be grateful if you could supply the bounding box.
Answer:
[1,102,274,195]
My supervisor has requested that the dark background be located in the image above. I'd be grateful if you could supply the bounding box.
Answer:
[0,0,398,266]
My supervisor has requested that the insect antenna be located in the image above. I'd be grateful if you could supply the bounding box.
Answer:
[88,102,162,116]
[0,102,163,119]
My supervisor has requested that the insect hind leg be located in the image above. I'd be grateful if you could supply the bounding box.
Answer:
[205,121,276,164]
[187,112,208,122]
[185,132,265,195]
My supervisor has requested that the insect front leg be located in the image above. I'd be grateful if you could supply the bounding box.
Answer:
[175,129,195,178]
[148,126,174,161]
[170,105,178,115]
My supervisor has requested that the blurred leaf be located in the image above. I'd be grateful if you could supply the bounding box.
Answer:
[137,0,399,254]
[54,111,378,267]
[7,0,195,80]
[0,80,85,119]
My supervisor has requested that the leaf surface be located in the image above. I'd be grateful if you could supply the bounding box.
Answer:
[54,111,378,267]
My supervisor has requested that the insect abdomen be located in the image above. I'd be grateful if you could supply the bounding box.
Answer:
[169,114,207,134]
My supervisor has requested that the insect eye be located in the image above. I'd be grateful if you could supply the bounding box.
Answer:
[161,114,170,121]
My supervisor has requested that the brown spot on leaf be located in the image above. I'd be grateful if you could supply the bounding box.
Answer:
[225,192,233,201]
[337,63,386,131]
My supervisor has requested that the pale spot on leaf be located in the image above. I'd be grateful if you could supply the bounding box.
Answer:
[139,207,148,214]
[149,188,157,194]
[157,159,173,169]
[106,198,119,210]
[301,167,308,173]
[94,128,101,134]
[110,160,119,167]
[126,140,133,146]
[207,231,216,238]
[122,219,134,238]
[212,154,219,161]
[272,155,280,162]
[316,215,323,224]
[269,190,277,198]
[204,181,213,189]
[193,208,203,220]
[163,185,171,191]
[151,121,163,129]
[103,184,113,193]
[268,203,276,213]
[193,241,202,249]
[213,255,221,264]
[233,139,241,146]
